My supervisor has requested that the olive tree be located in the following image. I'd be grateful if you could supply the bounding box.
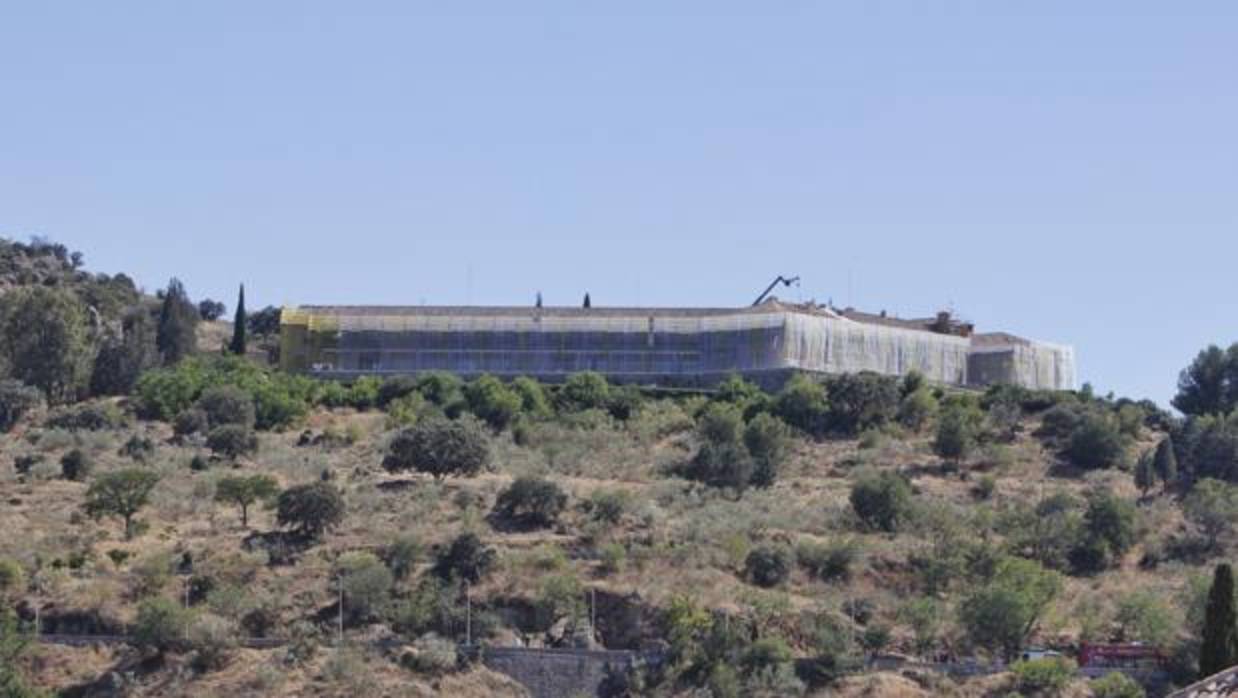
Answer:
[276,482,345,539]
[958,556,1062,661]
[383,417,490,480]
[214,474,280,527]
[83,468,161,539]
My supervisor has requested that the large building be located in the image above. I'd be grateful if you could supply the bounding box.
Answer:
[279,300,1075,391]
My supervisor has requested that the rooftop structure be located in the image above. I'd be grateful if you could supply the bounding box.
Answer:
[279,300,1075,391]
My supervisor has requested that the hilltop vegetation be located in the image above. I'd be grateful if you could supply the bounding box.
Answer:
[1,237,1237,697]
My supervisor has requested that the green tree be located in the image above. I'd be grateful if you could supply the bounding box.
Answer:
[558,372,610,412]
[1065,411,1126,470]
[898,598,941,657]
[1200,563,1238,677]
[492,477,568,528]
[229,284,247,355]
[744,412,791,488]
[336,551,394,621]
[1174,344,1238,417]
[1184,479,1238,550]
[90,307,158,396]
[933,402,977,464]
[1075,491,1137,571]
[773,373,830,437]
[1114,590,1175,646]
[276,482,345,539]
[214,474,279,527]
[83,468,160,539]
[958,556,1062,661]
[383,417,490,480]
[1153,436,1178,487]
[745,546,791,588]
[433,532,496,583]
[197,384,257,429]
[850,470,913,533]
[0,286,92,404]
[1134,451,1156,497]
[1011,656,1076,695]
[156,278,198,365]
[463,374,522,431]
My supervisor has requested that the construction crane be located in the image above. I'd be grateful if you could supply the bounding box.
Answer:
[752,275,800,306]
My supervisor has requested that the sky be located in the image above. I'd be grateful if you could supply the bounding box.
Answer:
[2,3,1235,407]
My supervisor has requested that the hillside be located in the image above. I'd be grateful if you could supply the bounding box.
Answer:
[1,239,1236,698]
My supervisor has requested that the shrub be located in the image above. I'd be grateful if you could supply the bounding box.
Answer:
[206,424,258,459]
[83,468,160,539]
[197,384,256,429]
[773,373,830,437]
[849,470,913,533]
[745,546,791,588]
[0,380,41,432]
[1091,671,1145,698]
[383,536,422,581]
[384,417,490,480]
[46,402,124,431]
[744,413,791,488]
[958,556,1062,660]
[897,387,937,432]
[606,385,644,421]
[59,448,92,481]
[973,474,997,500]
[511,376,551,418]
[558,372,610,412]
[599,543,626,574]
[336,551,394,621]
[187,612,237,671]
[588,489,630,525]
[825,372,900,435]
[376,376,419,408]
[133,596,190,653]
[0,558,24,602]
[689,403,756,492]
[1081,491,1137,562]
[934,402,979,464]
[276,482,345,539]
[433,533,496,583]
[493,477,568,528]
[1114,590,1174,646]
[1011,656,1076,695]
[120,434,155,461]
[414,372,464,410]
[463,375,522,431]
[174,407,210,438]
[1065,411,1127,470]
[796,539,858,582]
[402,633,459,674]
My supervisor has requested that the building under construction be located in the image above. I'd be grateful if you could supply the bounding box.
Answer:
[279,300,1075,391]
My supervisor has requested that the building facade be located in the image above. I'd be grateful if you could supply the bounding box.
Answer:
[279,301,1075,391]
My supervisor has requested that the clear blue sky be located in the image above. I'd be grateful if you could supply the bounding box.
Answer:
[2,3,1235,406]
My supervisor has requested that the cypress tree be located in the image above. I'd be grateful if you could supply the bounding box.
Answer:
[1200,563,1238,677]
[583,293,591,309]
[229,284,247,355]
[535,291,543,308]
[1134,452,1156,497]
[156,278,198,365]
[1154,436,1178,487]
